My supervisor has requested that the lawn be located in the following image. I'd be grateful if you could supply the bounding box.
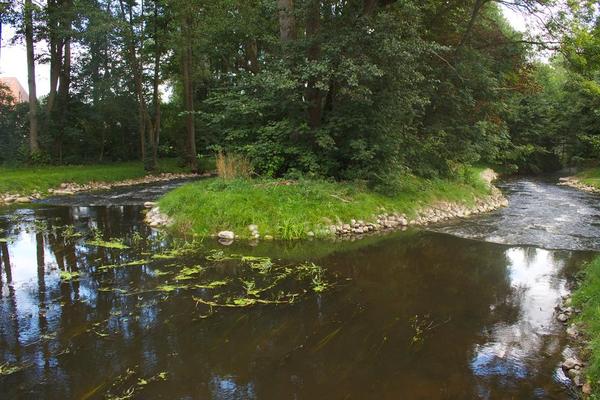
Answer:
[0,159,190,195]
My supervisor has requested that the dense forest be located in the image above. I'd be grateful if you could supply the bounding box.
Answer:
[1,0,600,181]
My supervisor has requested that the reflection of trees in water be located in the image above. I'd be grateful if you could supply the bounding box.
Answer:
[0,206,581,399]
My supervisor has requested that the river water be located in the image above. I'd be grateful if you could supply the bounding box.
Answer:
[0,178,597,399]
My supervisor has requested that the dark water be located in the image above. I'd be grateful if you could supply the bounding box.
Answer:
[0,179,597,399]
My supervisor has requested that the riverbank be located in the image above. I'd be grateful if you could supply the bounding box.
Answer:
[559,167,600,193]
[570,256,600,397]
[0,159,199,205]
[152,168,507,240]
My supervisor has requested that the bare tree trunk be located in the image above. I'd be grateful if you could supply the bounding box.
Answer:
[277,0,296,42]
[25,0,39,155]
[306,0,322,130]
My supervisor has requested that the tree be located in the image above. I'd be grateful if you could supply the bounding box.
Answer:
[24,0,40,155]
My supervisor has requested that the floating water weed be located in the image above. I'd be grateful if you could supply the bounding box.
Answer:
[104,367,168,400]
[0,362,29,376]
[174,265,204,281]
[87,228,129,249]
[87,238,129,249]
[61,224,82,241]
[60,270,80,281]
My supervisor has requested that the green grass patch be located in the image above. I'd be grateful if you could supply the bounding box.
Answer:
[159,169,491,240]
[575,167,600,190]
[572,256,600,395]
[0,159,189,196]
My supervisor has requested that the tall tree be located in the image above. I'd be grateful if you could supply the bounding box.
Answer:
[24,0,40,155]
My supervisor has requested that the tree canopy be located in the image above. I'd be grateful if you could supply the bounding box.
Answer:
[1,0,599,179]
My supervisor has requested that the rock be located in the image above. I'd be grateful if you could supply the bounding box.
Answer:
[264,235,274,240]
[557,313,569,323]
[248,224,258,232]
[16,197,30,203]
[568,368,581,379]
[307,231,315,238]
[218,238,234,246]
[144,201,156,208]
[583,382,592,395]
[562,357,583,371]
[217,231,235,240]
[566,325,579,339]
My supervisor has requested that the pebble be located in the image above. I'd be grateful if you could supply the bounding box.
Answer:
[562,357,583,371]
[217,231,235,240]
[557,313,569,323]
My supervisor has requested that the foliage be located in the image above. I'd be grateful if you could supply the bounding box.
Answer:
[2,0,575,179]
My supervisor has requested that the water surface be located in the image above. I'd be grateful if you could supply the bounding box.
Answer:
[0,178,597,399]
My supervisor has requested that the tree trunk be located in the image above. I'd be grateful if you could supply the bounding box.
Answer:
[151,0,161,167]
[181,20,197,172]
[24,0,40,155]
[277,0,296,43]
[47,0,63,114]
[306,0,322,130]
[56,32,71,163]
[118,0,157,172]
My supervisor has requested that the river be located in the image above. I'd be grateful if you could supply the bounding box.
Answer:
[0,177,597,399]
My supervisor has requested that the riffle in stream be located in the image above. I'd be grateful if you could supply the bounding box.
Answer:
[0,178,597,399]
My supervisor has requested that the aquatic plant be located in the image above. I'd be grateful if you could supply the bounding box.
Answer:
[0,362,29,376]
[103,367,168,400]
[86,228,130,249]
[61,224,82,241]
[174,265,204,281]
[60,270,81,281]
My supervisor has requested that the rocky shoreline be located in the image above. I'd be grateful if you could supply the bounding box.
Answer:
[145,181,509,242]
[558,176,600,194]
[0,172,202,206]
[555,293,593,396]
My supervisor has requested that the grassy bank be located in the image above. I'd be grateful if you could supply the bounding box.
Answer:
[0,159,189,196]
[575,168,600,190]
[572,256,600,394]
[158,168,492,240]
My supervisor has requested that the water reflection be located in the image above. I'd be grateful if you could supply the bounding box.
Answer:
[0,201,592,399]
[470,248,574,398]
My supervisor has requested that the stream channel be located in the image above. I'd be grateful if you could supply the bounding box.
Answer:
[0,177,598,399]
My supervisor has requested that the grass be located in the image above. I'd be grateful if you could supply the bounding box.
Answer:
[576,167,600,190]
[0,159,190,196]
[158,168,491,240]
[572,256,600,395]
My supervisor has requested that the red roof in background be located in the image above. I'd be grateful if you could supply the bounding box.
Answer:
[0,77,29,103]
